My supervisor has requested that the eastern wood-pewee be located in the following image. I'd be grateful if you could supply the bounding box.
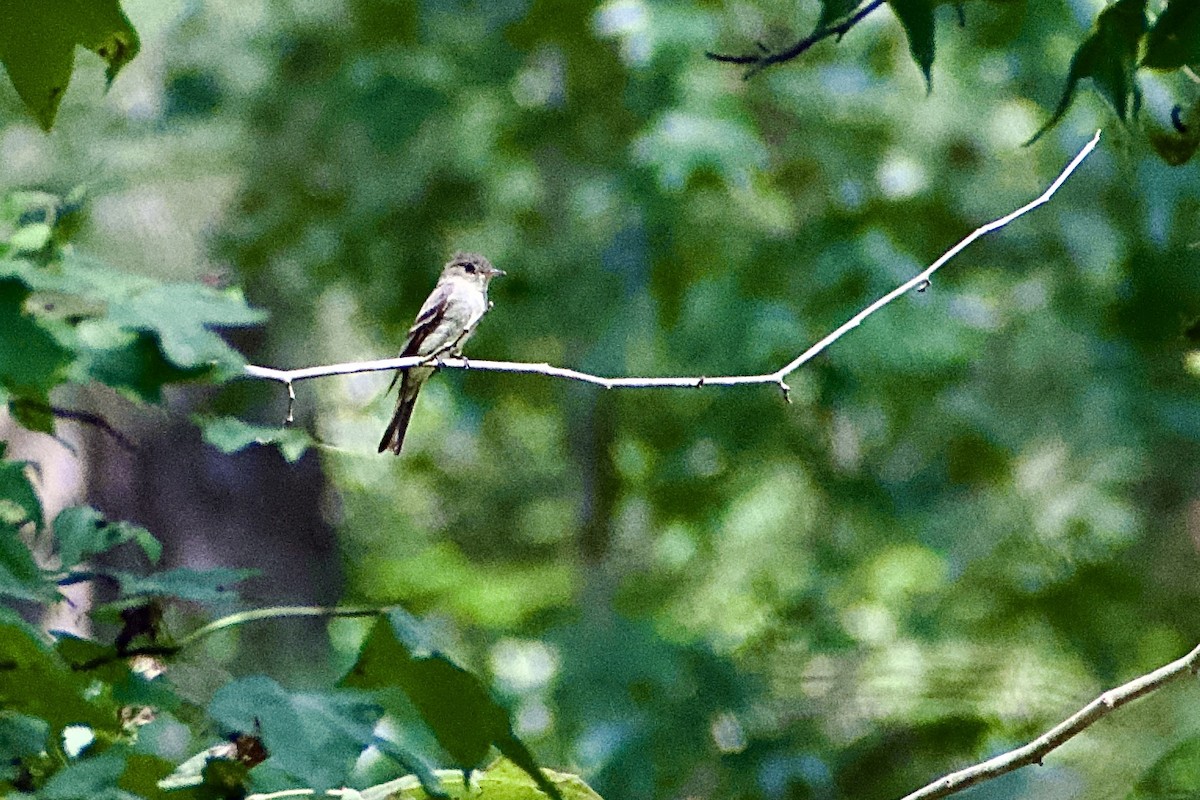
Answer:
[378,253,504,454]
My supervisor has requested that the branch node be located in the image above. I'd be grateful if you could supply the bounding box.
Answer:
[696,376,706,388]
[778,380,792,403]
[916,278,931,293]
[285,381,296,426]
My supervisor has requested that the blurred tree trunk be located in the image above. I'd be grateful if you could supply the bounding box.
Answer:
[84,378,342,678]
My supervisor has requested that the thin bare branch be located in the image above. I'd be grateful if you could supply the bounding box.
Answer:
[900,640,1200,800]
[706,0,885,78]
[243,132,1100,393]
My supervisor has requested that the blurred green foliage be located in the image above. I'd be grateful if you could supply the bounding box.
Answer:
[1,1,1200,799]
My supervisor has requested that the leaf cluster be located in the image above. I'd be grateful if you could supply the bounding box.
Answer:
[0,478,577,799]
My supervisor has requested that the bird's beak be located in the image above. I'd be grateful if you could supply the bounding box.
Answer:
[489,267,506,277]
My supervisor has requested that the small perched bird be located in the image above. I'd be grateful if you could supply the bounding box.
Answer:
[378,253,504,455]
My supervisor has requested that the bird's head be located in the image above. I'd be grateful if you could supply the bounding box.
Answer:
[443,252,504,285]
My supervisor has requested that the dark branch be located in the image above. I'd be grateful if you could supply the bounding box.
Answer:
[706,0,885,78]
[10,399,137,452]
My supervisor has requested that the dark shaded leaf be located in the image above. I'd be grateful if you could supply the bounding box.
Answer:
[0,443,42,527]
[1029,0,1148,143]
[0,524,55,602]
[1141,0,1200,70]
[0,713,47,760]
[342,616,563,800]
[0,0,140,130]
[82,329,212,404]
[0,278,72,419]
[887,0,935,89]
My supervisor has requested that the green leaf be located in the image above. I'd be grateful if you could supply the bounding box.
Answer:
[1129,735,1200,800]
[104,284,266,370]
[341,616,563,800]
[113,566,257,603]
[53,506,161,570]
[1141,0,1200,70]
[886,0,935,90]
[197,416,313,463]
[0,0,140,130]
[8,223,53,254]
[40,748,130,800]
[0,524,57,601]
[79,327,211,404]
[0,607,114,732]
[0,277,73,410]
[0,443,43,527]
[208,676,383,792]
[8,398,55,435]
[366,758,598,800]
[1029,0,1148,144]
[0,713,49,764]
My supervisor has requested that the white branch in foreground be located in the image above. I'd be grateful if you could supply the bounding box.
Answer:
[900,640,1200,800]
[243,132,1101,399]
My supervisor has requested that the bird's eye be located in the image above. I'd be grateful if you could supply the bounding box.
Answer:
[463,262,476,274]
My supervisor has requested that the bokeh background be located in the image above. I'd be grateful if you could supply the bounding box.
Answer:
[3,1,1200,798]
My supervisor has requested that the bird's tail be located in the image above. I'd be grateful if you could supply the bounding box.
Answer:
[378,386,420,454]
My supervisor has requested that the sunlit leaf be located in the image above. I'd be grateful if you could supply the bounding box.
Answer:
[197,415,313,463]
[104,284,265,370]
[0,607,114,733]
[8,224,52,254]
[367,758,600,800]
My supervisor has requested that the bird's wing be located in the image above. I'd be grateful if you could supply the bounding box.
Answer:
[401,281,454,357]
[384,282,454,396]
